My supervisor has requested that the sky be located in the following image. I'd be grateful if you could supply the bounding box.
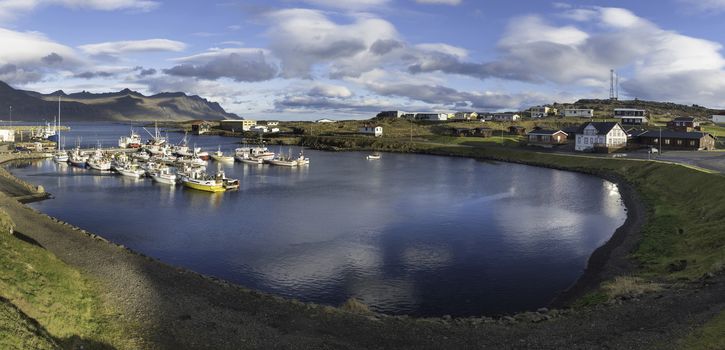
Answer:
[1,0,725,120]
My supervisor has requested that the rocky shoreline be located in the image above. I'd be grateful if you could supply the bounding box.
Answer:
[1,151,723,349]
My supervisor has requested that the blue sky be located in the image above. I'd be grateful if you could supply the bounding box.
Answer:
[2,0,725,120]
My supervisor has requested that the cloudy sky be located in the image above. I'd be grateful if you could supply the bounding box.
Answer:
[2,0,725,119]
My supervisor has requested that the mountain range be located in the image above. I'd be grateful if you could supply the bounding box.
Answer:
[0,81,238,122]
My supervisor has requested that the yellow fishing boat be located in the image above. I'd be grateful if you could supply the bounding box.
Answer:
[181,174,226,192]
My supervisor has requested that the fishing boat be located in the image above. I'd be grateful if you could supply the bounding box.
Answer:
[51,96,69,163]
[366,153,381,160]
[68,146,88,167]
[181,171,226,192]
[113,162,146,178]
[211,146,235,163]
[235,153,264,165]
[150,166,178,185]
[215,170,240,190]
[266,149,298,167]
[118,129,142,148]
[296,150,310,165]
[87,157,112,171]
[143,122,167,147]
[131,151,150,162]
[197,149,210,161]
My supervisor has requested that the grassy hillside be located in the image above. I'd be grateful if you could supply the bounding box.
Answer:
[0,80,236,122]
[555,99,723,121]
[0,209,135,349]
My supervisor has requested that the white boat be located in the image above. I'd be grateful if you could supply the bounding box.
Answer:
[296,150,310,165]
[113,162,146,178]
[143,121,167,147]
[68,143,88,167]
[211,146,235,163]
[235,153,264,164]
[119,129,142,148]
[216,170,240,190]
[87,157,112,171]
[366,153,381,160]
[150,166,178,185]
[266,149,298,167]
[131,151,150,162]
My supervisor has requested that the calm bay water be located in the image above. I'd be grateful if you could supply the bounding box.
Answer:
[9,123,626,317]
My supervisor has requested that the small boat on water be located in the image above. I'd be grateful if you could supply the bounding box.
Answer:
[366,153,381,160]
[113,162,146,178]
[181,171,226,192]
[266,148,298,167]
[211,146,235,163]
[296,150,310,165]
[216,170,240,190]
[235,153,264,165]
[150,166,177,185]
[68,148,88,167]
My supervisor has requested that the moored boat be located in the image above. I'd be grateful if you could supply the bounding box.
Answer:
[118,129,142,148]
[113,162,146,178]
[366,153,381,160]
[211,146,235,163]
[150,166,178,185]
[181,171,225,192]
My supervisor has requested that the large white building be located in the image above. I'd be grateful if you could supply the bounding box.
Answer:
[575,122,628,152]
[415,113,449,121]
[563,109,594,118]
[712,115,725,124]
[529,106,557,118]
[453,112,479,120]
[0,129,14,142]
[492,113,521,122]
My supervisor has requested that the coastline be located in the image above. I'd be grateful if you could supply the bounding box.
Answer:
[1,150,724,349]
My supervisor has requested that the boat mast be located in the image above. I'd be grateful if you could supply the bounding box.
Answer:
[57,95,61,151]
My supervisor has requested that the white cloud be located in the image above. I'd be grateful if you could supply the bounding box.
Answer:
[79,39,186,57]
[266,8,399,78]
[299,0,389,10]
[164,48,277,82]
[0,27,81,83]
[0,0,159,21]
[308,84,353,98]
[415,43,468,59]
[415,0,462,5]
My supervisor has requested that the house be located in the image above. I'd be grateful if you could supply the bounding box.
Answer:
[190,121,211,135]
[415,113,449,121]
[712,115,725,124]
[492,113,521,122]
[667,116,700,132]
[453,112,479,120]
[474,127,494,138]
[479,114,494,121]
[635,130,716,151]
[452,128,474,137]
[527,129,568,147]
[359,125,383,137]
[529,106,557,118]
[614,108,648,125]
[220,119,257,131]
[376,111,407,119]
[562,109,594,118]
[508,125,526,135]
[250,125,268,134]
[0,129,14,142]
[575,122,628,152]
[315,118,335,123]
[262,120,279,126]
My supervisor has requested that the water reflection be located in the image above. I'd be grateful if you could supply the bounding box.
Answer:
[8,124,627,316]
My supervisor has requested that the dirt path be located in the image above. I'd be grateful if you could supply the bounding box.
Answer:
[2,155,724,349]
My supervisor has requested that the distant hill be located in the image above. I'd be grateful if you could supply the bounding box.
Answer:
[0,81,238,122]
[552,99,723,120]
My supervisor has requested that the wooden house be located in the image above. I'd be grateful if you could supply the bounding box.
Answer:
[508,126,526,135]
[635,130,716,151]
[527,129,568,147]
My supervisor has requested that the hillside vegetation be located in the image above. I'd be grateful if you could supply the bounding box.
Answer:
[0,80,236,122]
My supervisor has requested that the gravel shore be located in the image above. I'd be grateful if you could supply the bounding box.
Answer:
[1,154,723,349]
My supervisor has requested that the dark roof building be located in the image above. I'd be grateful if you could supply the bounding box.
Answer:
[635,130,716,151]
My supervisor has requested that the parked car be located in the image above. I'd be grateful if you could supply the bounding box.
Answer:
[649,147,659,154]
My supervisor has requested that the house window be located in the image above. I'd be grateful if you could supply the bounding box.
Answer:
[690,140,696,146]
[664,139,670,145]
[677,140,683,145]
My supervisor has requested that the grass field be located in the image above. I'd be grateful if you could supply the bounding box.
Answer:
[0,210,134,349]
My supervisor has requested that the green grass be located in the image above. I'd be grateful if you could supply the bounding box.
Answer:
[0,298,58,350]
[0,210,134,349]
[678,310,725,350]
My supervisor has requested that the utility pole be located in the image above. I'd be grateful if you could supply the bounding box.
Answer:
[659,127,662,156]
